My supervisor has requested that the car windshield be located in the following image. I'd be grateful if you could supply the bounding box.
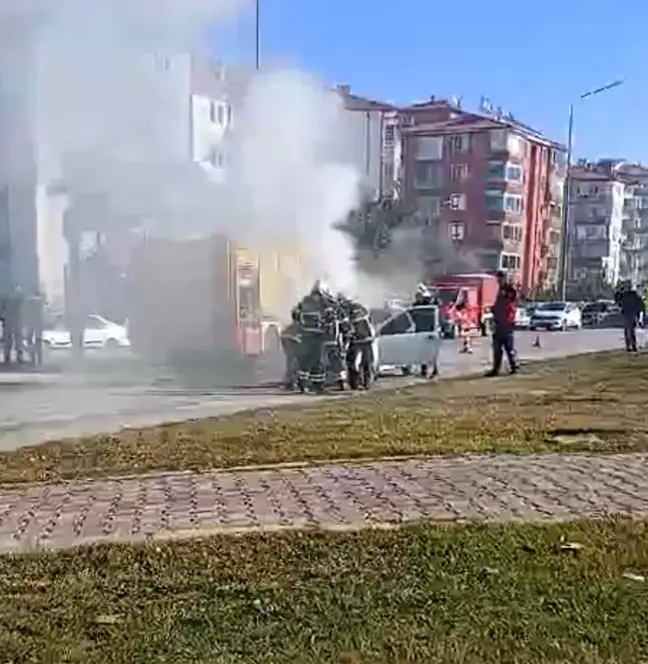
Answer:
[538,302,566,312]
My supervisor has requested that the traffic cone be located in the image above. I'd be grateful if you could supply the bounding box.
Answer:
[532,333,541,348]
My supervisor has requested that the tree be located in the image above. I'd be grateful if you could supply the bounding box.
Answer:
[336,196,412,258]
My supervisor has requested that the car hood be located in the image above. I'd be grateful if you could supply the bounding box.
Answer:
[532,310,565,317]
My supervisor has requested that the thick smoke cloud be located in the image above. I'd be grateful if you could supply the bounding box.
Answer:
[0,0,361,304]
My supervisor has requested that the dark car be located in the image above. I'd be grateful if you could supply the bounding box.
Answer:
[581,300,623,327]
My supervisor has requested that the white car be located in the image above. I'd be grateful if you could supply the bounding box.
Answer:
[529,301,582,331]
[376,304,442,375]
[515,306,532,329]
[43,314,131,349]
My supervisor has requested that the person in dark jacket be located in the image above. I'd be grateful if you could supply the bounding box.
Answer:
[614,281,644,352]
[486,270,518,376]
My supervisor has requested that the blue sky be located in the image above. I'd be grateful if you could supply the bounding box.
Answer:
[215,0,645,162]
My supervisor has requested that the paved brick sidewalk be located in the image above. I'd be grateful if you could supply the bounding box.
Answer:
[0,453,647,553]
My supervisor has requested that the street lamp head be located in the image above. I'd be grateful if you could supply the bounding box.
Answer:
[580,78,626,99]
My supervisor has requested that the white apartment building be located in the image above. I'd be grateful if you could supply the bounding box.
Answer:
[569,165,625,286]
[336,85,401,201]
[616,163,648,286]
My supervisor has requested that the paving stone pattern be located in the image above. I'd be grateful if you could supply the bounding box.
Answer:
[0,453,647,553]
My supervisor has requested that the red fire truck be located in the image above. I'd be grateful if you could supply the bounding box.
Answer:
[429,273,499,338]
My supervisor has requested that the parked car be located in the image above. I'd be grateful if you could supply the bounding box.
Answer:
[529,301,582,331]
[581,300,623,327]
[43,314,131,349]
[514,306,532,329]
[376,304,441,376]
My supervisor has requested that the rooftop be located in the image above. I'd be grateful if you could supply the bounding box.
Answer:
[402,106,565,151]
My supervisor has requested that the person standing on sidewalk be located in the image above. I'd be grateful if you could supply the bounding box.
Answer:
[485,270,518,377]
[614,281,644,352]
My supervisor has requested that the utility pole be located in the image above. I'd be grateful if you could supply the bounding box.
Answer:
[254,0,260,71]
[558,79,625,300]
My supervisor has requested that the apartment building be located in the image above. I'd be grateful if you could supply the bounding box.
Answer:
[615,162,648,285]
[568,162,628,286]
[400,99,565,294]
[336,85,401,200]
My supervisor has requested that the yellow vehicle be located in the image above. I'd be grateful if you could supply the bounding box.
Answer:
[126,233,307,360]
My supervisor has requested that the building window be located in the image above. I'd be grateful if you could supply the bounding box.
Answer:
[551,150,566,168]
[504,194,522,213]
[416,136,443,160]
[546,257,558,270]
[507,133,525,157]
[502,224,523,241]
[449,221,465,241]
[416,195,441,225]
[487,161,505,180]
[384,125,395,142]
[451,164,470,183]
[486,191,503,211]
[487,161,522,182]
[501,253,521,270]
[482,253,500,271]
[209,101,217,123]
[489,129,507,151]
[448,193,466,210]
[506,164,522,182]
[448,134,470,154]
[414,162,443,189]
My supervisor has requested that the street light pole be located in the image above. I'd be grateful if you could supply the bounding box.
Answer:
[558,104,574,300]
[254,0,260,71]
[558,79,625,301]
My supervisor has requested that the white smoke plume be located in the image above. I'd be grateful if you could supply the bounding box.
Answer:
[0,0,361,314]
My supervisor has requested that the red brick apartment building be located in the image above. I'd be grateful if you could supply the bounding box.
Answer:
[399,99,566,294]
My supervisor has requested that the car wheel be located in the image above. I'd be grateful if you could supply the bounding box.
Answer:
[104,338,120,350]
[401,365,412,376]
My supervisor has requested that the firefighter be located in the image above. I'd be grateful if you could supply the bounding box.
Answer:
[412,282,438,378]
[294,279,334,393]
[455,288,472,353]
[413,283,432,306]
[342,295,376,390]
[279,307,302,390]
[322,302,346,391]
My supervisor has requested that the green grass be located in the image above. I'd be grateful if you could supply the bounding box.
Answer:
[2,519,648,663]
[1,350,648,485]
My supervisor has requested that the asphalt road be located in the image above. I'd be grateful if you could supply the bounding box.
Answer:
[0,328,635,453]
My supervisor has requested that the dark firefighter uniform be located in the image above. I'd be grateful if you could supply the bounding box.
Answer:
[295,285,335,392]
[322,304,346,390]
[344,299,376,389]
[280,308,301,389]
